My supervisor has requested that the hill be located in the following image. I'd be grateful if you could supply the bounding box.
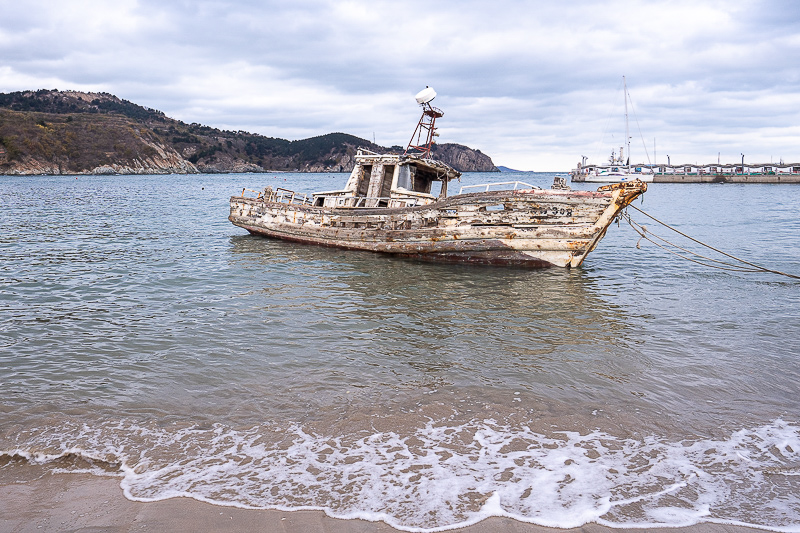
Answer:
[497,165,525,172]
[0,90,498,175]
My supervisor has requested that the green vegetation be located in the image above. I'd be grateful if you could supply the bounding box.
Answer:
[0,90,166,122]
[0,89,496,174]
[0,108,165,172]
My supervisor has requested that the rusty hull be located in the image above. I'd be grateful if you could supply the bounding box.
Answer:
[229,182,646,268]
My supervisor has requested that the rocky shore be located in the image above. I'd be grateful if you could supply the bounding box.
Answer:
[0,90,499,175]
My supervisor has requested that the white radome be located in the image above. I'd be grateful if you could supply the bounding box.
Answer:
[415,87,437,105]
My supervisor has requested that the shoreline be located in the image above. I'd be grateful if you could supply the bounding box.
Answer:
[0,472,768,533]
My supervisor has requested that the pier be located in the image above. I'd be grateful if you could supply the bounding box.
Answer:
[571,162,800,183]
[650,173,800,183]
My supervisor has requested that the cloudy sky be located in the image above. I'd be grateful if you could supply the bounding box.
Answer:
[2,0,799,170]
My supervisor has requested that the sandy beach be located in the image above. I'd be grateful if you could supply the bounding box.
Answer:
[0,472,765,533]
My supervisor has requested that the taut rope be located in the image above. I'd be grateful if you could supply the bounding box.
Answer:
[622,205,800,280]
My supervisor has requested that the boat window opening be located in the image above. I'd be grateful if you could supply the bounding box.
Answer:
[363,163,396,207]
[793,167,800,173]
[380,165,394,198]
[356,165,372,197]
[411,166,436,194]
[396,165,413,189]
[486,204,505,212]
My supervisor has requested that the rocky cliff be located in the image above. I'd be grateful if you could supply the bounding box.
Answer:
[0,90,498,175]
[431,143,498,172]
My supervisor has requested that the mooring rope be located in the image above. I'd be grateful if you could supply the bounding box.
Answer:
[622,205,800,280]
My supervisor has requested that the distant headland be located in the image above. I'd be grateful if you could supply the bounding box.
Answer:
[0,90,498,176]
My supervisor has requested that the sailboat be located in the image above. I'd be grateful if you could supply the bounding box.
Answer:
[571,77,654,183]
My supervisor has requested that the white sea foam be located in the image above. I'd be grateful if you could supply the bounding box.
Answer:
[3,418,800,532]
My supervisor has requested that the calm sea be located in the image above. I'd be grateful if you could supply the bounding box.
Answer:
[1,172,799,531]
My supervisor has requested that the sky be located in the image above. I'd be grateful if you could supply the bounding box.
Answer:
[1,0,799,170]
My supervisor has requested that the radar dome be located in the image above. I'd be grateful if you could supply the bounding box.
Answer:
[415,86,437,104]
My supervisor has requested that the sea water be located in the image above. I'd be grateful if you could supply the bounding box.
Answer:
[1,172,799,531]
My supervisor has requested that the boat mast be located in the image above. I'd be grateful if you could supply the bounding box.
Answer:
[405,87,443,159]
[624,76,630,170]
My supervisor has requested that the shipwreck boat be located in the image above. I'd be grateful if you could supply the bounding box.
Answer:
[229,87,647,268]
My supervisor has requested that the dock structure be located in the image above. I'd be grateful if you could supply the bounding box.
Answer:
[651,174,800,183]
[571,162,800,183]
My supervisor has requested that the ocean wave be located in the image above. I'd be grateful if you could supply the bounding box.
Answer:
[0,448,123,475]
[3,418,800,531]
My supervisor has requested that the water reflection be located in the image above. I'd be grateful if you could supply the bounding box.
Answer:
[227,233,643,405]
[224,221,799,436]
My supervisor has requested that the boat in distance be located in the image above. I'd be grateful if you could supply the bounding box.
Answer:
[572,76,655,184]
[229,88,647,268]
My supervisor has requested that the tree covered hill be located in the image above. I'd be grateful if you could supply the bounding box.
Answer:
[0,90,498,175]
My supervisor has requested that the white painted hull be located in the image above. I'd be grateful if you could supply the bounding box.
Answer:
[581,173,654,183]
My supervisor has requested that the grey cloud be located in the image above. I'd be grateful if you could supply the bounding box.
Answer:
[1,0,800,168]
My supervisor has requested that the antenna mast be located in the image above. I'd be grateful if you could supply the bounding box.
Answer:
[405,86,443,159]
[624,76,630,170]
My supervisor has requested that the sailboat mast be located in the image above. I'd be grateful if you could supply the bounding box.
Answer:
[624,75,630,170]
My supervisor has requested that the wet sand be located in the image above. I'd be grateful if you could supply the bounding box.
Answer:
[0,472,764,533]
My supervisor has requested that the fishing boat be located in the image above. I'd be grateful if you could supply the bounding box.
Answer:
[571,77,654,183]
[576,151,655,183]
[230,88,647,268]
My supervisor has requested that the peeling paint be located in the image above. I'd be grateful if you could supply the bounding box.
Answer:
[230,151,646,267]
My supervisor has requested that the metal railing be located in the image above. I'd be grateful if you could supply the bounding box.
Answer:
[241,187,312,205]
[273,187,312,205]
[458,181,538,194]
[318,195,420,208]
[241,187,428,208]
